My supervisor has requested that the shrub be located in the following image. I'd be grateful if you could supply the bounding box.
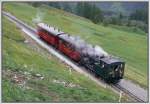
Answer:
[102,17,111,26]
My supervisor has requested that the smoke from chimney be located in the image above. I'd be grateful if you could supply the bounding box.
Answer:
[65,35,108,58]
[32,8,45,24]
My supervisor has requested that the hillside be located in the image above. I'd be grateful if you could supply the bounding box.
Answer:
[2,15,127,102]
[42,2,148,16]
[2,3,147,89]
[95,2,148,16]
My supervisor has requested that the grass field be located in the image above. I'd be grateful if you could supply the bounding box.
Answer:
[2,3,147,89]
[2,15,128,102]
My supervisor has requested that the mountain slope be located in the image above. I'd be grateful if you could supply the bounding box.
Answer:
[3,3,147,88]
[2,16,125,102]
[96,2,148,15]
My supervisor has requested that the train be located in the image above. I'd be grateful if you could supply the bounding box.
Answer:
[37,23,125,83]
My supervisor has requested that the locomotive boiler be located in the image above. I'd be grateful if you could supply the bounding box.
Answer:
[37,23,125,83]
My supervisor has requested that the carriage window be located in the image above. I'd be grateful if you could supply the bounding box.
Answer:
[66,43,71,47]
[111,65,120,71]
[60,40,75,51]
[63,42,68,47]
[67,44,75,51]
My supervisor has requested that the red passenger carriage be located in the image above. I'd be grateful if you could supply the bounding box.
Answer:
[37,23,81,62]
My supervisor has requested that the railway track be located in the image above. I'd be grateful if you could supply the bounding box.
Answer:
[2,11,147,102]
[112,84,145,102]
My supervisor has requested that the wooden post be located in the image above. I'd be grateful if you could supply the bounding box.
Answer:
[69,67,72,75]
[119,91,123,102]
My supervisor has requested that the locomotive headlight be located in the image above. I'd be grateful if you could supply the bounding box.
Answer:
[101,63,104,68]
[102,64,104,68]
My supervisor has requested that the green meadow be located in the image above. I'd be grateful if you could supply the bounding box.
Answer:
[2,15,126,102]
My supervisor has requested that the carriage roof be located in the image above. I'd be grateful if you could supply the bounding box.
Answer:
[37,23,64,36]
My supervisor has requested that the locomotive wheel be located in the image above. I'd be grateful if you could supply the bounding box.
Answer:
[105,78,120,84]
[39,36,43,39]
[78,60,84,66]
[94,73,99,78]
[112,80,120,84]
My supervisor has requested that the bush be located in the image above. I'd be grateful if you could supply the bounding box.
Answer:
[127,20,148,33]
[29,2,42,8]
[121,19,129,26]
[129,20,137,26]
[102,17,111,26]
[136,21,147,32]
[132,26,138,32]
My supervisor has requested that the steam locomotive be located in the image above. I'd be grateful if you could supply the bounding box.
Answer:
[37,23,125,83]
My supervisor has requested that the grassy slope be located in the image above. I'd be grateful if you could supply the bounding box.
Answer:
[109,25,146,36]
[2,13,127,102]
[3,3,147,87]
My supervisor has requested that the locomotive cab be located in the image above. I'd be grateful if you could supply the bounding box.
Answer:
[109,62,125,80]
[100,57,125,83]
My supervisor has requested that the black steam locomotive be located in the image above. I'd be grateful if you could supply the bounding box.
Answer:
[80,55,125,83]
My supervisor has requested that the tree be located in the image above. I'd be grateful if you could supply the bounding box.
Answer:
[29,2,42,8]
[110,16,118,25]
[76,2,84,16]
[76,2,103,23]
[102,17,111,26]
[119,12,123,20]
[48,2,61,9]
[130,8,148,24]
[62,3,72,12]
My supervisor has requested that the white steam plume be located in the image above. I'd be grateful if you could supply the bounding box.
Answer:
[67,35,108,57]
[94,45,108,57]
[32,8,45,24]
